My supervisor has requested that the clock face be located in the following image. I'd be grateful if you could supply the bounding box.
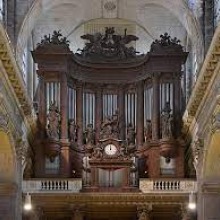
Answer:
[104,144,117,156]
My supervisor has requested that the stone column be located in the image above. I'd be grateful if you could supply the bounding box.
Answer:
[204,0,214,53]
[60,73,70,177]
[15,139,26,220]
[136,81,144,148]
[118,87,125,140]
[152,74,160,140]
[198,183,220,220]
[95,88,102,143]
[76,85,83,147]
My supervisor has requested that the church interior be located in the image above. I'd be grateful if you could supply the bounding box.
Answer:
[0,0,220,220]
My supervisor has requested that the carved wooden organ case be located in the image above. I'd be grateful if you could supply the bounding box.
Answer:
[32,29,188,192]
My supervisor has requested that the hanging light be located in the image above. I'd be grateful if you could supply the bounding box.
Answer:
[24,193,32,211]
[188,192,196,210]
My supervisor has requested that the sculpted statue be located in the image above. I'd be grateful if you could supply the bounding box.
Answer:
[92,144,103,159]
[77,27,140,61]
[46,102,60,140]
[127,123,136,145]
[37,30,69,48]
[100,116,112,139]
[144,120,152,141]
[68,119,77,142]
[161,102,173,139]
[100,110,120,139]
[85,123,95,145]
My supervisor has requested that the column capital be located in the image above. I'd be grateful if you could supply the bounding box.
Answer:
[137,204,152,220]
[180,205,190,220]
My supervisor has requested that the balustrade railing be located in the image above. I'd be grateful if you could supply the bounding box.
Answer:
[140,179,197,193]
[22,179,82,193]
[22,178,197,194]
[153,180,180,190]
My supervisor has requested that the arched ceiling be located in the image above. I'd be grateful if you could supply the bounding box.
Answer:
[17,0,203,65]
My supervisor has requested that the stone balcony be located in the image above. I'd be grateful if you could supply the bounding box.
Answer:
[139,179,197,194]
[22,178,197,194]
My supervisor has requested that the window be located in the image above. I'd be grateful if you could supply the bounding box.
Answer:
[22,46,28,84]
[214,0,220,28]
[0,0,3,20]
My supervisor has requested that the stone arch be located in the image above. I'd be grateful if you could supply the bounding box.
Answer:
[16,0,203,66]
[0,129,17,183]
[0,128,19,219]
[203,130,220,180]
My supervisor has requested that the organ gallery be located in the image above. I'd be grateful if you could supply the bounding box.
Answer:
[22,27,194,219]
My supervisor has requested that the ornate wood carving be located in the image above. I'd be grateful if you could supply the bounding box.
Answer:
[32,30,188,180]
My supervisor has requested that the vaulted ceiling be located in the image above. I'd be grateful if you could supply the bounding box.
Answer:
[17,0,203,66]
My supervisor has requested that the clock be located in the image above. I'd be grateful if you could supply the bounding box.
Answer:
[104,144,117,156]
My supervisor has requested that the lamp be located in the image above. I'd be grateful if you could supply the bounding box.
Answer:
[188,192,196,210]
[24,193,32,211]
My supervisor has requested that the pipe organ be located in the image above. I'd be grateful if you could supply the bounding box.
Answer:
[32,29,188,191]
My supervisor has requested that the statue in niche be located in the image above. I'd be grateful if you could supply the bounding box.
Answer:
[144,120,152,141]
[84,123,95,145]
[127,123,136,145]
[46,102,60,140]
[68,119,77,142]
[161,102,173,139]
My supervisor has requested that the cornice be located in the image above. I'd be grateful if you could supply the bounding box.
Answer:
[32,193,188,205]
[0,23,36,137]
[184,24,220,133]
